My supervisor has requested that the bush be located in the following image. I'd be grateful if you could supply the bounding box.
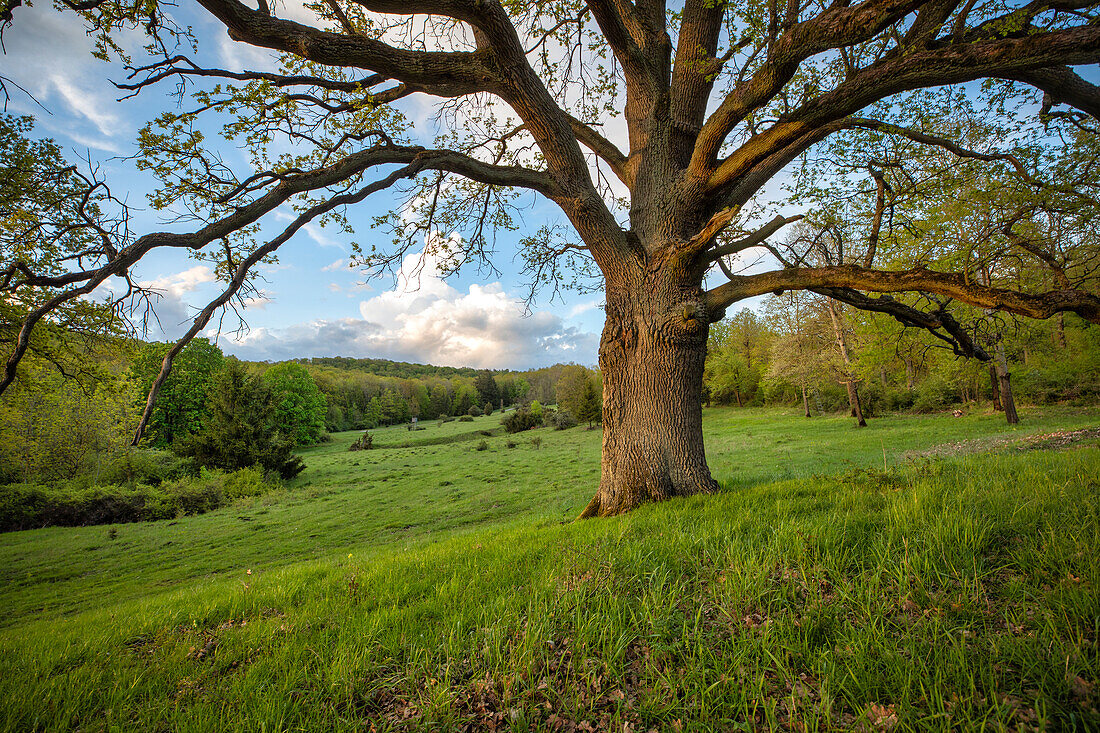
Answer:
[458,415,474,422]
[551,409,579,430]
[912,374,960,413]
[468,405,483,417]
[475,440,489,451]
[505,439,517,449]
[0,468,278,532]
[348,431,373,451]
[98,448,194,487]
[502,408,540,433]
[221,466,268,499]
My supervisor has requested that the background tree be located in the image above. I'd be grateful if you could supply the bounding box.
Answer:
[0,353,139,482]
[130,339,225,446]
[2,0,1100,516]
[764,292,831,418]
[263,362,328,445]
[554,365,593,418]
[473,371,500,410]
[0,114,130,390]
[576,377,603,429]
[704,310,772,408]
[179,360,305,479]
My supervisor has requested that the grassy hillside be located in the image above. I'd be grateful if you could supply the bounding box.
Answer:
[1,407,1098,730]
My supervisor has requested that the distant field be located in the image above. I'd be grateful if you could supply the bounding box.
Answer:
[1,406,1098,730]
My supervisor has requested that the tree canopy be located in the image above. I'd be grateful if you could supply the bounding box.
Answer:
[2,0,1099,515]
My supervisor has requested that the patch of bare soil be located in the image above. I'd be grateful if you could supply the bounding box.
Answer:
[904,426,1100,461]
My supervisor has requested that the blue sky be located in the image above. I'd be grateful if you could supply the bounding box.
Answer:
[3,3,609,369]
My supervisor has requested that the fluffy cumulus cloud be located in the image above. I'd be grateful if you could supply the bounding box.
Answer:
[216,252,598,368]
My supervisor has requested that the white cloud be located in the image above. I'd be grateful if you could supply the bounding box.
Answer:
[567,299,601,318]
[143,265,217,298]
[48,73,121,138]
[217,250,598,368]
[321,258,350,272]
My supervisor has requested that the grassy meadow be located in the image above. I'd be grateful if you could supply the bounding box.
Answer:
[1,406,1098,730]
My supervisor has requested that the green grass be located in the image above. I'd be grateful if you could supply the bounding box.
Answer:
[1,406,1098,730]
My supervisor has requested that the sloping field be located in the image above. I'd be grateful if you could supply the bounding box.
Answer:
[1,407,1098,730]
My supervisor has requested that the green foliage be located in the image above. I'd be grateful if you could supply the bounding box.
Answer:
[473,370,500,408]
[0,357,138,482]
[98,448,195,487]
[705,309,772,407]
[178,361,304,479]
[576,378,603,426]
[553,365,592,417]
[347,431,373,451]
[0,115,125,372]
[468,404,483,417]
[262,362,328,445]
[0,467,274,532]
[912,373,961,413]
[130,339,225,446]
[551,409,578,430]
[502,408,540,433]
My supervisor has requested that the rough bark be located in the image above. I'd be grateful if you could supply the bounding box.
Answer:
[579,258,719,519]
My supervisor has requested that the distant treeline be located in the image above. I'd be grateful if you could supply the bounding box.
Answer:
[299,356,489,380]
[283,361,598,433]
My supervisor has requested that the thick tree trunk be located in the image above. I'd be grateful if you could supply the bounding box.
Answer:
[579,265,719,518]
[993,339,1019,425]
[802,382,811,418]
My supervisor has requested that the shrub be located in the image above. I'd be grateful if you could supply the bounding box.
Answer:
[502,408,540,433]
[221,466,268,499]
[458,415,474,422]
[552,409,579,430]
[531,437,543,450]
[348,431,373,451]
[505,439,517,449]
[468,405,483,417]
[912,374,959,413]
[475,440,489,451]
[98,448,194,487]
[0,468,278,532]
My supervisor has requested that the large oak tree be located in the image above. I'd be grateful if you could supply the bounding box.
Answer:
[2,0,1099,516]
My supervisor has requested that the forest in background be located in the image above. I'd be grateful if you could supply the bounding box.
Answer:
[3,282,1098,499]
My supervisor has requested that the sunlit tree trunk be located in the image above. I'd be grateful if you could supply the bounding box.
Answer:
[579,253,720,518]
[825,298,866,427]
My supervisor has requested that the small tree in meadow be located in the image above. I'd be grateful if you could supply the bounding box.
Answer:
[178,361,304,479]
[577,379,603,428]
